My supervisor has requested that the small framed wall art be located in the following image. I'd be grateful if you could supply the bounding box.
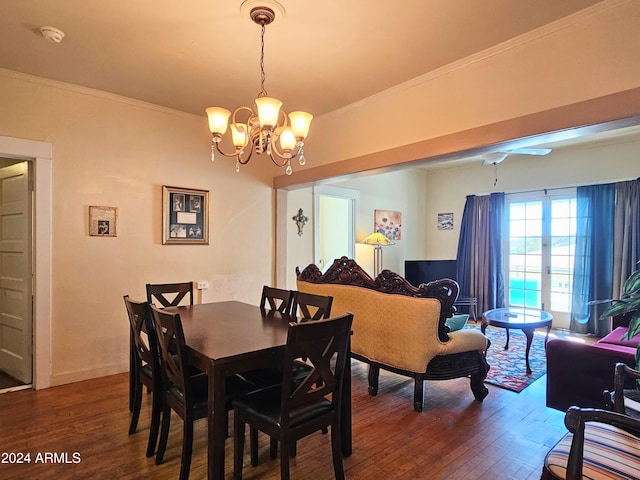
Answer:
[437,212,454,230]
[162,185,209,245]
[374,209,402,241]
[89,206,117,237]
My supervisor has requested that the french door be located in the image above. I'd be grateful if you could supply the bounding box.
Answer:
[505,189,577,329]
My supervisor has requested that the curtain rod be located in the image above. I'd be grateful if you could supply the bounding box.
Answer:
[502,176,639,197]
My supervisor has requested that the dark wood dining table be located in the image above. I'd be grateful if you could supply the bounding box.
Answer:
[164,300,352,480]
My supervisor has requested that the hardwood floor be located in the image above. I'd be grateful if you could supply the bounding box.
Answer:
[0,360,565,480]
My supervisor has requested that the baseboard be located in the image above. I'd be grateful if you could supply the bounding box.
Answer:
[49,363,128,387]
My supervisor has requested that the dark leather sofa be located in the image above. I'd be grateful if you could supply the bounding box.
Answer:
[546,313,638,411]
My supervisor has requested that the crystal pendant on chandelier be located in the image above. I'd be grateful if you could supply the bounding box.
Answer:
[205,1,312,175]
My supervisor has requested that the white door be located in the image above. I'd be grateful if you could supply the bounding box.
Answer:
[0,161,33,383]
[313,186,359,272]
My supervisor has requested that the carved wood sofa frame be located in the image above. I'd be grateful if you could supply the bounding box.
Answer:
[296,257,490,412]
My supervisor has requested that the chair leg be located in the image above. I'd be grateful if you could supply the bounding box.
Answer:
[179,417,194,480]
[413,378,424,412]
[156,404,171,465]
[367,364,380,396]
[250,426,259,467]
[146,390,162,457]
[330,424,345,480]
[270,437,278,459]
[233,411,245,480]
[470,371,489,401]
[279,437,291,480]
[128,379,143,435]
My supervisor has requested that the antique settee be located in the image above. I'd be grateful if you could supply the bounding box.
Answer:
[296,257,490,412]
[546,313,638,411]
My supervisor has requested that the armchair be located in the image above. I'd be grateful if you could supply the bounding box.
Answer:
[541,406,640,479]
[604,362,640,419]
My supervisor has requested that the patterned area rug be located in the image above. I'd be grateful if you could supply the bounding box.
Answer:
[467,324,547,393]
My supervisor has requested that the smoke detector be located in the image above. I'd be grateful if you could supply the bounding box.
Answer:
[40,26,65,43]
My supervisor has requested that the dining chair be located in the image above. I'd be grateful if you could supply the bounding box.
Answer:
[260,285,294,314]
[238,286,295,387]
[604,362,640,419]
[146,282,194,307]
[150,305,257,480]
[240,288,327,392]
[124,295,162,458]
[233,312,354,480]
[291,291,334,321]
[541,405,640,479]
[243,289,334,462]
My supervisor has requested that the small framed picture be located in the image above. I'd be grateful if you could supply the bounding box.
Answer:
[162,185,209,245]
[437,212,454,230]
[89,206,117,237]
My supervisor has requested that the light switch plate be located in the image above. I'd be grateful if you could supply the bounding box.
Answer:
[196,281,209,290]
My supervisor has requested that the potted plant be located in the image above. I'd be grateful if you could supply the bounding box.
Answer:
[599,268,640,370]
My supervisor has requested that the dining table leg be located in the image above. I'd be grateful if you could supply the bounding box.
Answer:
[209,363,226,480]
[129,331,135,412]
[341,344,352,456]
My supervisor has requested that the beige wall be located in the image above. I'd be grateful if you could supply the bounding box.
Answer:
[2,0,640,387]
[423,134,640,259]
[0,70,281,386]
[282,134,639,284]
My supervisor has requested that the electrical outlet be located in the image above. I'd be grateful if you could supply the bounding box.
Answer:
[196,281,209,290]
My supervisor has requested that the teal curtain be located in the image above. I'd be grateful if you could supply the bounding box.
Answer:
[571,183,615,336]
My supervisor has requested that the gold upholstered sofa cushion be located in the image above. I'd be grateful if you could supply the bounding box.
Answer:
[297,280,487,373]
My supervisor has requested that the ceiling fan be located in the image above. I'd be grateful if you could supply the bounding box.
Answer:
[481,148,551,165]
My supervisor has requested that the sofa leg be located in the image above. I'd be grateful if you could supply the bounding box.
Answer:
[413,378,424,412]
[368,364,379,396]
[470,372,489,401]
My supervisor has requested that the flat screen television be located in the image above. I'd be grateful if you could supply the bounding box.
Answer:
[404,260,457,287]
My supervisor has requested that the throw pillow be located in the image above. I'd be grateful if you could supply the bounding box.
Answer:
[445,313,470,332]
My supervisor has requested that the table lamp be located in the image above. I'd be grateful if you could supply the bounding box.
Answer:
[360,232,395,277]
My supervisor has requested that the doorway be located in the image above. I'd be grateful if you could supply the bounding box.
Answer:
[313,186,359,272]
[0,160,33,391]
[0,135,52,392]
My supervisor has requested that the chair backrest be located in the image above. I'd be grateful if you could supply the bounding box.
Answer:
[280,313,353,426]
[146,282,194,307]
[260,286,294,314]
[124,295,158,371]
[292,291,333,321]
[150,305,192,405]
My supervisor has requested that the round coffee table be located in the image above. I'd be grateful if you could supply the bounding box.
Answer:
[482,307,553,375]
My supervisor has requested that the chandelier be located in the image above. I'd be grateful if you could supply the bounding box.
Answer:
[205,2,312,175]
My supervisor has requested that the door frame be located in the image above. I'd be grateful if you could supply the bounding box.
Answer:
[0,135,52,390]
[313,185,359,271]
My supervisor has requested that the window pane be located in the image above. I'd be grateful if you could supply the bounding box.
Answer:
[526,203,542,219]
[510,220,526,237]
[510,203,526,220]
[506,195,576,316]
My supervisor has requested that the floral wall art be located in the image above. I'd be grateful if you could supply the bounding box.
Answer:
[374,209,402,241]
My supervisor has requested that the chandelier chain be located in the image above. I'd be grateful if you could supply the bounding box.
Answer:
[258,24,267,98]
